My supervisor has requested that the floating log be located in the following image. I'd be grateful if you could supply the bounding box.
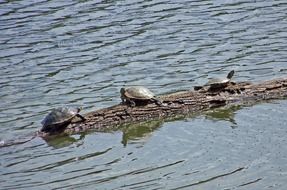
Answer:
[38,78,287,137]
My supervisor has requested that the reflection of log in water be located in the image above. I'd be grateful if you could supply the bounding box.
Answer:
[42,121,163,148]
[204,105,242,127]
[44,134,84,148]
[39,106,244,148]
[38,78,287,136]
[121,120,163,146]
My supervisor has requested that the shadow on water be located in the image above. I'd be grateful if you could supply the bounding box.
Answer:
[1,98,284,150]
[39,120,164,148]
[204,105,242,128]
[43,133,85,149]
[42,104,245,149]
[121,120,164,146]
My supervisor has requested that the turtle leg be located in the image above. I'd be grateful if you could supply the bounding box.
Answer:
[129,99,136,107]
[124,97,135,107]
[121,96,126,104]
[152,98,163,106]
[76,114,86,121]
[194,86,203,91]
[123,99,134,116]
[122,96,136,107]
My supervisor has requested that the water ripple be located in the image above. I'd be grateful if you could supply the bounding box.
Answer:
[0,0,287,189]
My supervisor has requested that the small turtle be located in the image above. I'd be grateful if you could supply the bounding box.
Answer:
[41,107,86,133]
[120,86,162,107]
[194,70,235,91]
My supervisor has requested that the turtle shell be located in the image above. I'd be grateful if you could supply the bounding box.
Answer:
[123,86,155,100]
[205,70,235,87]
[41,107,79,127]
[206,78,230,86]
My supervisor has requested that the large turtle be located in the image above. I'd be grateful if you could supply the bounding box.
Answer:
[120,86,162,107]
[194,70,235,91]
[41,107,86,133]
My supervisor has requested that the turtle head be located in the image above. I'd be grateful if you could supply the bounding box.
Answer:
[227,70,235,79]
[77,107,83,112]
[120,88,126,95]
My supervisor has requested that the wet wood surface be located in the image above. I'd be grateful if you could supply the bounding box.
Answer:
[38,78,287,136]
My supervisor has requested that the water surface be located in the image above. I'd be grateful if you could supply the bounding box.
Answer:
[0,0,287,189]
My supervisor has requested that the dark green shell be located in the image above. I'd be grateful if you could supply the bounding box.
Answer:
[41,107,80,127]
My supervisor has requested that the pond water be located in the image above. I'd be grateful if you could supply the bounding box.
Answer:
[0,0,287,189]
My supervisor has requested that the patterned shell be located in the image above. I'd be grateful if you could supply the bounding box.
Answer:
[41,107,79,126]
[124,86,155,100]
[206,78,230,85]
[206,70,235,86]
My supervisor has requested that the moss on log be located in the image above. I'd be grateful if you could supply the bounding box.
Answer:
[39,78,287,136]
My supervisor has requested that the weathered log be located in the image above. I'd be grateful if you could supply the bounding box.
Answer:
[38,78,287,137]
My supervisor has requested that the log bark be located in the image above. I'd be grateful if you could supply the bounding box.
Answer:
[39,78,287,136]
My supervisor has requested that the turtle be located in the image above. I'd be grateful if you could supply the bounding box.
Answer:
[41,107,86,133]
[194,70,235,91]
[120,86,162,107]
